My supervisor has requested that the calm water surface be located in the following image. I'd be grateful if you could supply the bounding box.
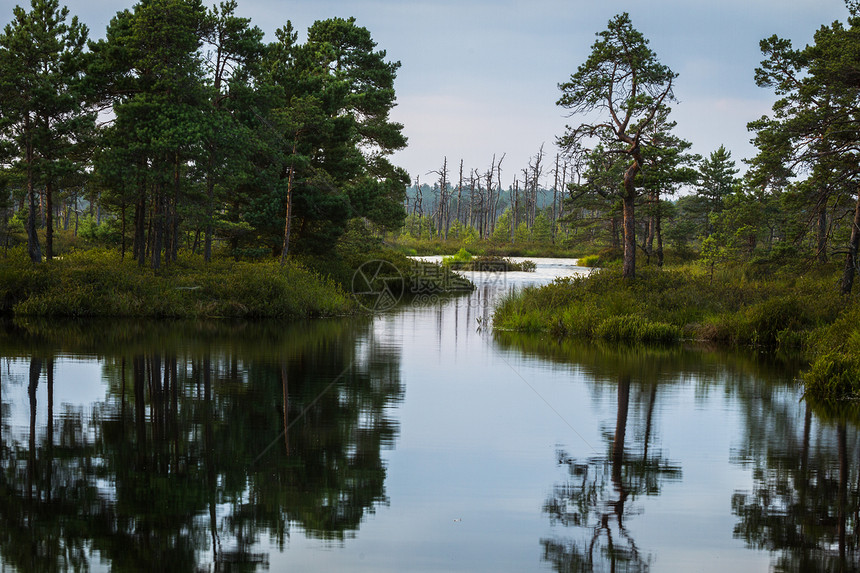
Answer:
[1,258,858,572]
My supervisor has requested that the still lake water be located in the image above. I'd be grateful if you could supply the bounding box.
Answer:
[1,258,858,572]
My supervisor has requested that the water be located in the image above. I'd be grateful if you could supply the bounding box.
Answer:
[1,258,858,572]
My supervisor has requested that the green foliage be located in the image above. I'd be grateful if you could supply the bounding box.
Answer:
[494,263,845,352]
[748,9,860,294]
[77,215,123,245]
[491,209,513,243]
[531,212,552,244]
[593,315,680,344]
[513,221,529,244]
[803,304,860,400]
[0,0,94,261]
[695,146,739,230]
[557,12,678,278]
[441,247,473,265]
[803,353,860,401]
[578,254,600,267]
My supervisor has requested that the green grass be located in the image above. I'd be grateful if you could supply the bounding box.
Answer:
[441,247,474,265]
[494,263,849,347]
[493,261,860,399]
[802,304,860,401]
[0,247,352,319]
[577,254,600,267]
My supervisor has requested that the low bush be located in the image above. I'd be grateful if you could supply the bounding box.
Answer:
[577,254,600,267]
[441,247,473,265]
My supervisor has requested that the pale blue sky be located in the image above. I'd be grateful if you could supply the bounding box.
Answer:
[2,0,851,185]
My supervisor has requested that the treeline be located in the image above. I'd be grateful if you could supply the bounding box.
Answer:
[0,0,409,268]
[405,1,860,297]
[398,144,738,262]
[553,5,860,293]
[400,148,570,247]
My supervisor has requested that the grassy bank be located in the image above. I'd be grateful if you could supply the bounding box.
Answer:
[0,240,475,319]
[0,247,352,319]
[492,263,860,400]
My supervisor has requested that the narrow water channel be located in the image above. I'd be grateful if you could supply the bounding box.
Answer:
[0,258,857,572]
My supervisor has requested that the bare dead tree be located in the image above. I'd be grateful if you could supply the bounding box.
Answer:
[428,157,450,239]
[528,144,545,228]
[552,153,560,243]
[456,159,464,234]
[511,177,520,243]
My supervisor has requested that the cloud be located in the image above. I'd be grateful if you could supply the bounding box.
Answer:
[14,0,851,180]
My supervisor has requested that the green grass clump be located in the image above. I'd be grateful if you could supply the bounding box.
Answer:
[577,254,600,267]
[441,247,474,265]
[802,304,860,401]
[803,353,860,402]
[593,315,681,344]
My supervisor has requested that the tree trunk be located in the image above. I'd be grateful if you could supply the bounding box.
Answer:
[456,160,463,232]
[621,191,636,279]
[817,198,828,264]
[152,188,163,271]
[621,158,641,279]
[133,190,147,266]
[46,181,54,261]
[552,154,560,243]
[840,188,860,295]
[645,194,656,262]
[171,155,181,263]
[25,118,42,263]
[656,201,664,267]
[281,136,298,266]
[121,203,127,261]
[204,153,215,263]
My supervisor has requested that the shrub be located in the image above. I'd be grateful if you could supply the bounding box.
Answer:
[803,352,860,401]
[578,254,600,267]
[442,247,473,265]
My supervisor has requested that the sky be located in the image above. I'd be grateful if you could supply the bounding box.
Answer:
[1,0,852,186]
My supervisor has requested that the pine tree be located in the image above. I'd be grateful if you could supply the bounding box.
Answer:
[0,0,92,262]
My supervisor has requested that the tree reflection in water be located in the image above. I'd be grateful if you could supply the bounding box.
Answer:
[542,373,681,572]
[730,389,860,573]
[498,331,860,572]
[0,318,403,571]
[495,335,685,572]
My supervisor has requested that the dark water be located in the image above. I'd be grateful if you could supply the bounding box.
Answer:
[1,259,858,572]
